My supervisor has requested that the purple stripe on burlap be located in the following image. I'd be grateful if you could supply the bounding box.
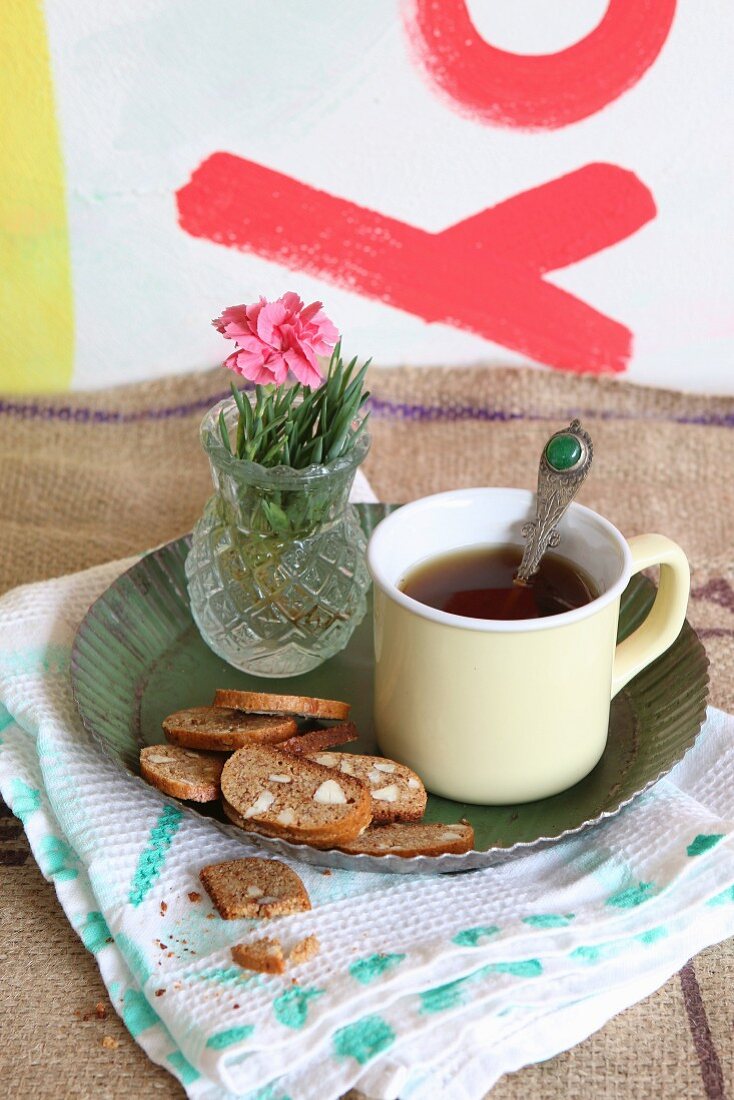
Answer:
[0,849,29,867]
[367,397,734,429]
[0,391,232,424]
[680,963,726,1100]
[692,580,734,613]
[0,799,28,866]
[1,392,734,428]
[0,817,23,841]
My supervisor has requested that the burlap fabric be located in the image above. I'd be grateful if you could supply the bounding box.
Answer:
[1,365,732,1099]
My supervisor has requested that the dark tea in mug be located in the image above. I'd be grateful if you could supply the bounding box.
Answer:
[400,544,598,621]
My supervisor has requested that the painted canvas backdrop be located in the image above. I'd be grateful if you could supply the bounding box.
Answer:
[2,0,732,393]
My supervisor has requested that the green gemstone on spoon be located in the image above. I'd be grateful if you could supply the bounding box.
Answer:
[545,433,582,471]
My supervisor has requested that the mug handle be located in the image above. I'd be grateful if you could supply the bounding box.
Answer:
[611,534,690,698]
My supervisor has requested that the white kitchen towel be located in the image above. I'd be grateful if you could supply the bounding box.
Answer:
[1,547,733,1097]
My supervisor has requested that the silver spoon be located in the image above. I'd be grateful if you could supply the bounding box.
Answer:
[515,419,594,585]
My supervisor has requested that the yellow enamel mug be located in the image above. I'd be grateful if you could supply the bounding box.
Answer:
[367,488,690,804]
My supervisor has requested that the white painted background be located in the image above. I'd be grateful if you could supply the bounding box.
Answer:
[45,1,734,392]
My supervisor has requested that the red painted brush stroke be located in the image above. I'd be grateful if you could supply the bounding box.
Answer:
[177,155,655,374]
[403,0,676,130]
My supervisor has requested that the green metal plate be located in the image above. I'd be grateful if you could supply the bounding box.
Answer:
[71,505,709,873]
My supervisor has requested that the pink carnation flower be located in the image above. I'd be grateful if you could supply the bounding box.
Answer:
[213,292,338,387]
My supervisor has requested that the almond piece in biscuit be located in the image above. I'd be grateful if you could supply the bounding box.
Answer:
[279,722,358,755]
[163,706,297,750]
[140,745,224,802]
[336,821,475,858]
[221,744,371,845]
[306,752,426,824]
[200,857,311,920]
[232,937,285,975]
[214,689,349,722]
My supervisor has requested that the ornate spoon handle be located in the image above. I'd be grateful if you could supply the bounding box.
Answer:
[515,419,594,584]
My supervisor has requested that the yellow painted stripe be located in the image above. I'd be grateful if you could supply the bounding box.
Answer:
[0,0,73,391]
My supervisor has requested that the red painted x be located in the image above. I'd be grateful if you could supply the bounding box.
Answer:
[177,156,655,375]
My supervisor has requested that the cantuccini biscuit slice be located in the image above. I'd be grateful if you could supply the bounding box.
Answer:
[221,743,371,845]
[335,821,475,858]
[279,722,358,756]
[231,937,285,975]
[214,689,349,722]
[306,752,426,824]
[221,795,366,850]
[199,857,310,920]
[140,744,224,802]
[163,706,297,750]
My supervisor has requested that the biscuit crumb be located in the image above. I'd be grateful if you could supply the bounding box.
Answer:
[289,934,320,967]
[188,891,201,903]
[101,1036,120,1050]
[232,937,285,975]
